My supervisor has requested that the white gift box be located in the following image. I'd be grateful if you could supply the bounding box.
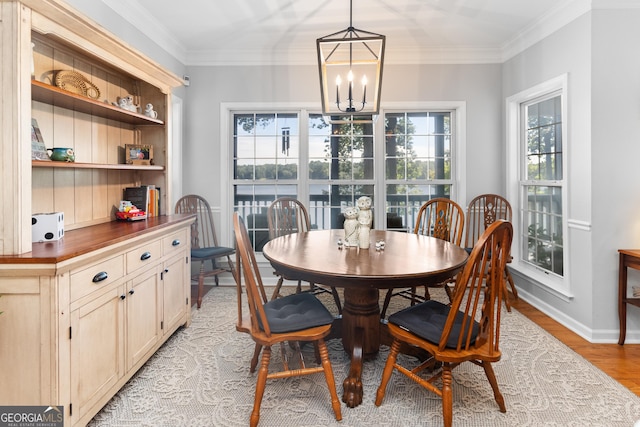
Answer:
[32,212,64,242]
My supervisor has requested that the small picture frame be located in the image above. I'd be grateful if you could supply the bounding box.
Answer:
[125,144,153,165]
[31,118,51,161]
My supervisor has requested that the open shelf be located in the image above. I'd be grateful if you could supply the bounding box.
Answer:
[32,160,164,171]
[31,80,164,126]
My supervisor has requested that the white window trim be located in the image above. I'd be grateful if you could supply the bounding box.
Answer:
[505,74,572,298]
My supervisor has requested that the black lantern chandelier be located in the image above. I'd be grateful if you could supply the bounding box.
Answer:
[316,0,385,115]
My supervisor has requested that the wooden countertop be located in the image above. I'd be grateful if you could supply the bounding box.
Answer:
[0,214,195,264]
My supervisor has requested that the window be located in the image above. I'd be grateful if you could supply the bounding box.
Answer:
[384,112,453,232]
[506,75,568,294]
[226,103,464,252]
[523,95,563,276]
[232,112,299,250]
[308,114,374,230]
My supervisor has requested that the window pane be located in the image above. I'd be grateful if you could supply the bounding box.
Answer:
[309,158,330,179]
[235,158,254,180]
[386,158,406,180]
[523,184,563,275]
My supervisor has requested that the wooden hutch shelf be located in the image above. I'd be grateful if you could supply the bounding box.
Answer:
[31,80,164,125]
[32,160,164,171]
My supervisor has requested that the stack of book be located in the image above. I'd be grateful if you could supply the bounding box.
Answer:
[123,185,161,217]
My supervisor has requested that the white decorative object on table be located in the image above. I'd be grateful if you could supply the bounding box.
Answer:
[343,206,360,247]
[356,196,372,227]
[358,217,371,249]
[356,196,372,249]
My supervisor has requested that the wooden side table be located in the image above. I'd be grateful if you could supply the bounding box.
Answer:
[618,249,640,344]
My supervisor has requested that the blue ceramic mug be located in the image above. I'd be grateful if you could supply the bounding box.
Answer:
[48,147,75,162]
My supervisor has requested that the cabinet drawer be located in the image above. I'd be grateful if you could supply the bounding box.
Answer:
[162,229,188,256]
[70,255,125,302]
[126,240,162,274]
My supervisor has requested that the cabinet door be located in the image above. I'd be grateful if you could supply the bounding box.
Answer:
[162,253,188,334]
[126,266,161,370]
[70,286,125,422]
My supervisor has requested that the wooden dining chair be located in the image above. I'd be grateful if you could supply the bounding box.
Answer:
[465,193,518,310]
[375,220,513,427]
[175,194,236,309]
[233,213,342,427]
[380,198,464,318]
[267,197,342,314]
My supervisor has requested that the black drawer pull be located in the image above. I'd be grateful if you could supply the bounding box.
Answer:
[140,251,152,261]
[92,271,108,283]
[172,239,181,247]
[129,289,135,295]
[120,294,126,300]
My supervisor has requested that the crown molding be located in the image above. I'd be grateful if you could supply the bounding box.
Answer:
[186,45,505,66]
[101,0,187,64]
[501,0,591,62]
[102,0,639,67]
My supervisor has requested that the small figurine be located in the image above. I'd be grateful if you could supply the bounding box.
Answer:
[356,196,372,227]
[116,95,139,113]
[143,103,158,119]
[356,196,372,249]
[343,206,360,247]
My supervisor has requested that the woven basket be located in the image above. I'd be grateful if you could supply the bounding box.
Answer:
[55,70,101,99]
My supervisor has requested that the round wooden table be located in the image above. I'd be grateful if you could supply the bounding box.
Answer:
[262,229,468,408]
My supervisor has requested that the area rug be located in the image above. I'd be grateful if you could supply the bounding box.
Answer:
[88,286,640,427]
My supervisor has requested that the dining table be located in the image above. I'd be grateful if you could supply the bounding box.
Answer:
[262,229,469,408]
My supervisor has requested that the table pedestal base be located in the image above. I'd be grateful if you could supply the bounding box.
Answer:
[340,287,380,407]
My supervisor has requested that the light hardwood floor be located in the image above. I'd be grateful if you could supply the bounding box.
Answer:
[193,284,640,397]
[509,295,640,397]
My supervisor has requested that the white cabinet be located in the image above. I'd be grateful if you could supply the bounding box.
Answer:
[126,266,161,371]
[162,253,188,334]
[70,285,125,422]
[0,216,194,427]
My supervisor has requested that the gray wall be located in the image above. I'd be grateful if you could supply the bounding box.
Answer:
[591,9,640,337]
[502,13,595,335]
[182,63,503,208]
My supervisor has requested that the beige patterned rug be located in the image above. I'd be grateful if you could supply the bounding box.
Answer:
[88,286,640,427]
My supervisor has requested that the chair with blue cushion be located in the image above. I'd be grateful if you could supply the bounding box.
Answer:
[175,194,236,309]
[267,197,342,314]
[375,220,513,427]
[380,198,465,318]
[233,212,342,427]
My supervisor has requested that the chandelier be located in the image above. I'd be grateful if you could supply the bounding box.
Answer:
[316,0,385,115]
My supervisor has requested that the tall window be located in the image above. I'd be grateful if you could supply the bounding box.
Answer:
[228,105,461,251]
[523,95,564,276]
[506,74,567,292]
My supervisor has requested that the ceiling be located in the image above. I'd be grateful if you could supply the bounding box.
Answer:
[103,0,590,66]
